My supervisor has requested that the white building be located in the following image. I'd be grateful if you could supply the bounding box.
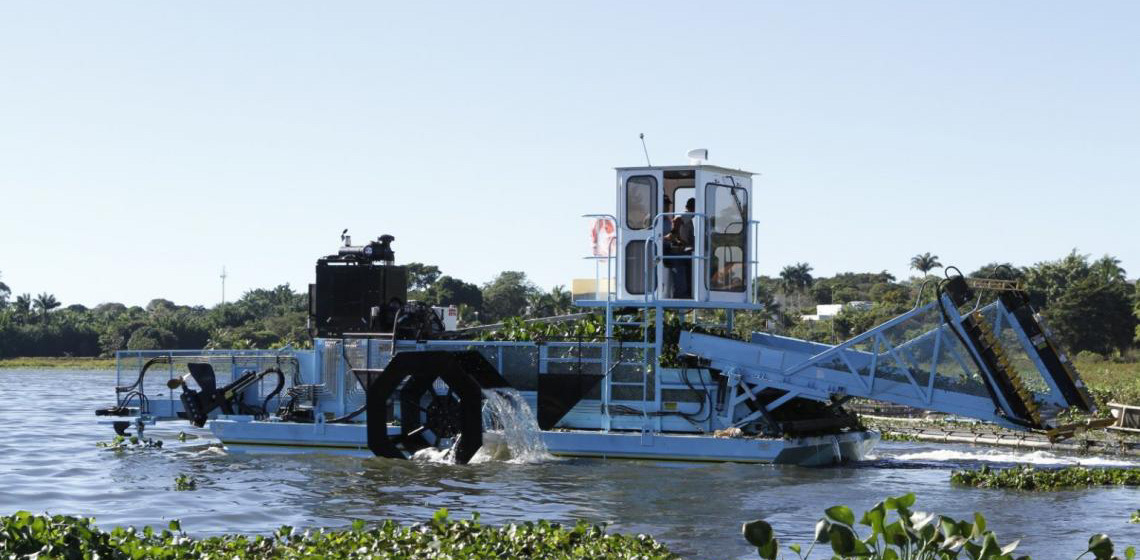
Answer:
[801,301,873,321]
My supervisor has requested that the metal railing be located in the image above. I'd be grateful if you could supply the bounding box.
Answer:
[113,348,301,417]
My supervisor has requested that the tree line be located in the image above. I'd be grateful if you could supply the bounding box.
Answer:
[751,250,1138,358]
[1,249,1137,358]
[0,266,571,358]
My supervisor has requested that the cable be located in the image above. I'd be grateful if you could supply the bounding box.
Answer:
[329,404,367,423]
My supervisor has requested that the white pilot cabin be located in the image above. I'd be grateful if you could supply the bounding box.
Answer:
[579,159,760,313]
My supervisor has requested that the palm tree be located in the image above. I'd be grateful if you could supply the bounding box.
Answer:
[525,292,554,318]
[549,285,573,315]
[14,293,32,320]
[0,270,9,309]
[778,263,814,293]
[778,262,814,311]
[1093,255,1125,283]
[33,292,60,323]
[910,253,942,275]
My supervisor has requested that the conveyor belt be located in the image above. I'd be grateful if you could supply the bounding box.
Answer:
[998,291,1096,413]
[960,310,1043,427]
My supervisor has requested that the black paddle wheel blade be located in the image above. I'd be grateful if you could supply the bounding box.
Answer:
[366,350,511,464]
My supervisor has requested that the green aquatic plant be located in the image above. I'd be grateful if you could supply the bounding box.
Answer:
[0,509,679,559]
[95,434,163,450]
[1131,510,1139,524]
[950,465,1140,490]
[742,493,1135,560]
[877,430,921,442]
[173,474,197,491]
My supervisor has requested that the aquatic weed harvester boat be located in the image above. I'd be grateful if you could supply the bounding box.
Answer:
[95,156,1101,466]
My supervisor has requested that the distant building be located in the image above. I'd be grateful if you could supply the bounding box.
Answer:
[801,301,873,321]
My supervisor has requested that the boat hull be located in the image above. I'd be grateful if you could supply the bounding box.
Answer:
[210,417,879,466]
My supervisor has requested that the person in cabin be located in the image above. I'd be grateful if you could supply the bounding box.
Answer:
[672,198,696,299]
[661,195,676,297]
[679,198,696,249]
[663,215,686,298]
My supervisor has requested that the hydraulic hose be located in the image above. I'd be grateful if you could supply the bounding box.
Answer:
[257,367,286,415]
[116,356,170,409]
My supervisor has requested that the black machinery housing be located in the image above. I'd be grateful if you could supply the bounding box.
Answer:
[309,235,408,337]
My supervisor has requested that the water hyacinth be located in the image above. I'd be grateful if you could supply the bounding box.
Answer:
[172,474,197,491]
[742,493,1136,560]
[95,434,163,450]
[950,465,1140,491]
[0,508,679,559]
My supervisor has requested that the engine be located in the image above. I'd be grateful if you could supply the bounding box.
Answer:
[308,233,408,337]
[308,233,450,340]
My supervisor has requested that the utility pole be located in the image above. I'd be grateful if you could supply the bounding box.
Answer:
[220,266,227,306]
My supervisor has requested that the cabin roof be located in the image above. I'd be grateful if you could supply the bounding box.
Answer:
[613,164,755,176]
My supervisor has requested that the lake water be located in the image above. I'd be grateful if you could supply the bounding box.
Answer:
[2,369,1138,559]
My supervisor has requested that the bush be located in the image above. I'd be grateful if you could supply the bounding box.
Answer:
[126,326,178,350]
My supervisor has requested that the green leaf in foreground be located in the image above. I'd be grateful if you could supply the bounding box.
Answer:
[824,505,855,526]
[742,519,773,547]
[1088,533,1114,560]
[744,493,1134,560]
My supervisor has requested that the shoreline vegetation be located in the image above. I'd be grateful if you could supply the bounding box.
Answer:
[2,496,1134,560]
[0,356,117,370]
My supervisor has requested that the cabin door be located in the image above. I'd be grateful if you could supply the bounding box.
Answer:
[617,170,664,300]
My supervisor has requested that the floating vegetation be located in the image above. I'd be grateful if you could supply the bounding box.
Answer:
[742,493,1134,560]
[173,474,197,491]
[950,465,1140,490]
[1131,510,1140,524]
[95,435,162,450]
[0,509,678,559]
[878,430,921,442]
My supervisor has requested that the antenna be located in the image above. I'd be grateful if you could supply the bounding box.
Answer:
[639,133,652,166]
[220,266,227,306]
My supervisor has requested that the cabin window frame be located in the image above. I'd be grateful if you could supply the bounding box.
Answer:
[705,182,749,293]
[624,175,658,231]
[624,239,657,295]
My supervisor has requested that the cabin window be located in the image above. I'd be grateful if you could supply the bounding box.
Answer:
[625,176,657,230]
[624,240,656,295]
[706,183,748,292]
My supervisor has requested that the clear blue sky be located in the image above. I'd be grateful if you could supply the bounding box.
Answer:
[2,1,1137,307]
